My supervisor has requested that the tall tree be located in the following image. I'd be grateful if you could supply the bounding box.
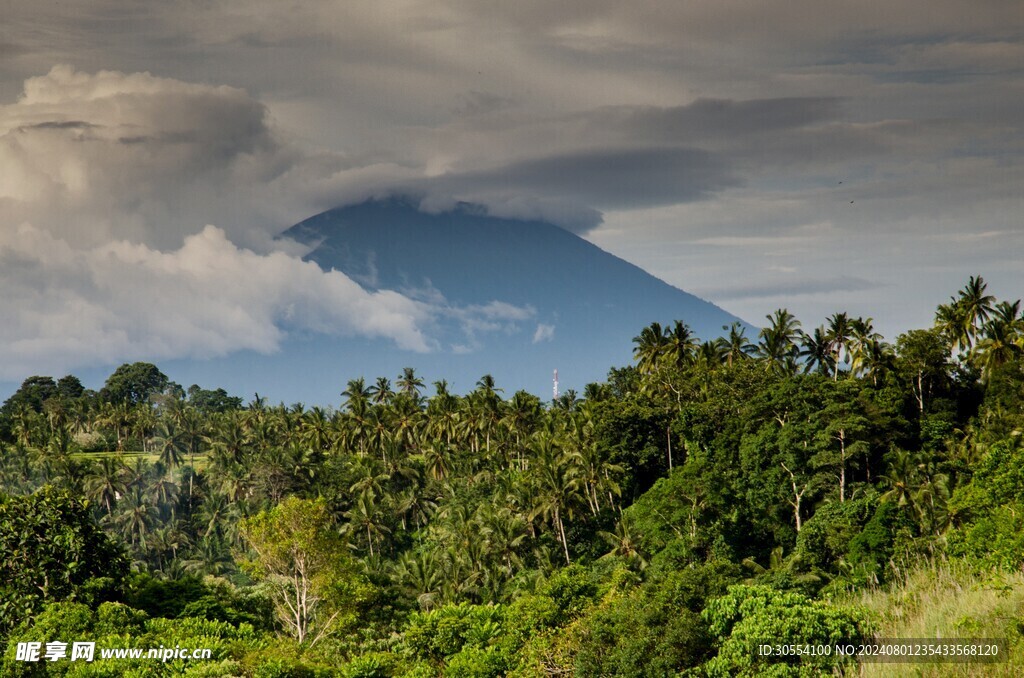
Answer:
[633,322,670,374]
[240,497,369,646]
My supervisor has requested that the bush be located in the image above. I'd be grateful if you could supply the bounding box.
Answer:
[402,603,504,662]
[701,585,869,677]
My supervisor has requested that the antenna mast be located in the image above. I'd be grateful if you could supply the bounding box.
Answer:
[553,369,559,401]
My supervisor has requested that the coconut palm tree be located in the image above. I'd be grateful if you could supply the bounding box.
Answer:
[756,309,802,375]
[116,486,160,551]
[848,317,883,377]
[344,492,391,558]
[529,433,584,565]
[718,322,754,367]
[632,322,670,374]
[666,320,698,369]
[598,515,647,569]
[972,300,1024,381]
[958,275,995,345]
[368,377,394,405]
[397,367,426,400]
[800,327,834,376]
[935,300,970,355]
[155,422,186,470]
[85,455,130,517]
[393,551,444,610]
[825,312,852,380]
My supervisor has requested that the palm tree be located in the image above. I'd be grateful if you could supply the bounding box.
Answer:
[696,340,727,369]
[825,312,852,380]
[666,320,698,369]
[582,382,609,402]
[800,327,834,376]
[935,300,970,355]
[598,515,647,569]
[131,404,158,452]
[393,551,444,610]
[879,448,921,508]
[848,317,883,377]
[718,322,753,367]
[85,455,130,516]
[155,422,186,470]
[116,486,160,550]
[632,322,669,374]
[300,406,335,453]
[959,275,995,345]
[342,378,371,412]
[424,441,453,481]
[11,403,40,448]
[368,377,394,405]
[344,492,391,558]
[756,309,802,375]
[397,367,426,400]
[858,338,895,387]
[149,472,180,517]
[529,434,584,565]
[972,300,1024,380]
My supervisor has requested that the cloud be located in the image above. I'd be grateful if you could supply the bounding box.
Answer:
[0,0,1021,356]
[700,275,883,302]
[533,323,555,343]
[0,65,306,250]
[452,147,739,210]
[0,223,432,380]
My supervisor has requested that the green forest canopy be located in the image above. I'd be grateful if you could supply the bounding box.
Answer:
[0,275,1023,676]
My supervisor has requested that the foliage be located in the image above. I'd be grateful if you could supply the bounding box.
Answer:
[101,363,171,405]
[0,278,1022,674]
[702,584,869,677]
[240,497,370,646]
[0,486,128,633]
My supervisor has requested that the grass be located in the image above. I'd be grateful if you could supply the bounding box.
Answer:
[839,559,1024,677]
[71,450,210,471]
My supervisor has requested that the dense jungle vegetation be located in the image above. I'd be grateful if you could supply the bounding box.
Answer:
[1,275,1024,676]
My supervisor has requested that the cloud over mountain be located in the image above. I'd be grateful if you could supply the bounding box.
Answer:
[0,224,436,379]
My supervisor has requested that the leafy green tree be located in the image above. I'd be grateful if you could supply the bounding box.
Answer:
[895,329,953,415]
[240,497,369,646]
[0,486,128,632]
[101,362,170,405]
[186,384,244,413]
[55,375,86,400]
[811,380,871,502]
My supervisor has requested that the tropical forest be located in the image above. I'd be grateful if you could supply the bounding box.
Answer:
[2,275,1024,677]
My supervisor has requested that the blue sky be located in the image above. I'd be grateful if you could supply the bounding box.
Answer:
[0,0,1021,385]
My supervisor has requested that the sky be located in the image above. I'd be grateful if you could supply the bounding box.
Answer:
[0,1,1022,388]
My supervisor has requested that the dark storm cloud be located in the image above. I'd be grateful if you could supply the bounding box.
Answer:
[24,120,98,130]
[449,147,740,212]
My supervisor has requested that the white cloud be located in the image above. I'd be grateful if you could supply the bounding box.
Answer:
[533,323,556,343]
[0,223,432,379]
[0,65,321,251]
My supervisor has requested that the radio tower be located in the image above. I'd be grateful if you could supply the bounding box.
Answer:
[553,369,559,401]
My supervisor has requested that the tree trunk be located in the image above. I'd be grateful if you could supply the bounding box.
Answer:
[555,508,571,565]
[666,424,673,471]
[782,462,806,532]
[839,429,846,503]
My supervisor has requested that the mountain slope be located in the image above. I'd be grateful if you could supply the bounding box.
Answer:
[270,199,748,398]
[10,200,749,405]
